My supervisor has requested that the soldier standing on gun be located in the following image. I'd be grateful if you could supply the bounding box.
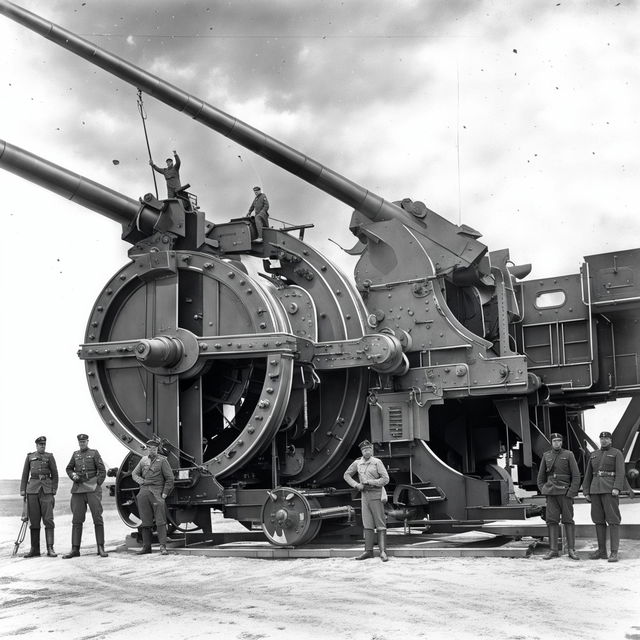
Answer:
[19,436,59,558]
[132,440,174,556]
[583,430,625,562]
[344,440,390,562]
[246,186,269,242]
[150,150,182,198]
[537,432,581,560]
[62,434,108,558]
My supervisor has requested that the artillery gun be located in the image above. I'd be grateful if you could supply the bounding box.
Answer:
[2,1,639,546]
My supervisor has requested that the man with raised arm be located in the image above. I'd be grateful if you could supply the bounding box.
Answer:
[150,150,182,198]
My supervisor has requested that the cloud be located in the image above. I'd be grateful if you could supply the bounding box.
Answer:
[5,1,640,262]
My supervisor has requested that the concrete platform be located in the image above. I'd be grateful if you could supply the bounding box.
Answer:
[121,530,534,558]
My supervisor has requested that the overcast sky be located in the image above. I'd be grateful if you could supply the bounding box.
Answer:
[1,0,638,478]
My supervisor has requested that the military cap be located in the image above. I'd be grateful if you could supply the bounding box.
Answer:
[599,431,613,439]
[35,436,47,444]
[358,439,373,450]
[146,439,160,446]
[549,433,563,440]
[77,433,89,441]
[253,186,261,191]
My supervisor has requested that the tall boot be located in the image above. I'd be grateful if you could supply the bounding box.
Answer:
[565,524,579,560]
[543,524,560,559]
[589,524,608,559]
[378,529,389,562]
[45,529,57,557]
[157,524,169,555]
[136,527,152,555]
[95,525,108,558]
[23,529,41,558]
[355,529,375,560]
[608,525,620,563]
[63,524,82,559]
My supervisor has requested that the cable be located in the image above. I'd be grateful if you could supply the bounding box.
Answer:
[137,89,158,199]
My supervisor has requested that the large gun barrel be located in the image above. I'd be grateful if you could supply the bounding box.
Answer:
[0,0,413,226]
[0,139,140,226]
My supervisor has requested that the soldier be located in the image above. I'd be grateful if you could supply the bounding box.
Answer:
[344,440,390,562]
[132,440,174,555]
[150,150,182,198]
[62,434,108,559]
[583,430,625,562]
[246,186,269,241]
[536,432,581,560]
[19,436,59,558]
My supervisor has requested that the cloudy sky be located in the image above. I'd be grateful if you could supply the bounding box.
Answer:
[1,0,639,478]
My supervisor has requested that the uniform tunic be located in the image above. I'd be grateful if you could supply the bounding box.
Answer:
[344,455,389,530]
[20,451,58,530]
[66,448,107,528]
[536,447,581,525]
[132,454,174,530]
[583,446,625,526]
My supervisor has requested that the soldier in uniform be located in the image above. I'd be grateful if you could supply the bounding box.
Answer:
[132,440,175,555]
[150,150,182,198]
[246,186,269,241]
[62,434,108,559]
[19,436,59,558]
[583,430,625,562]
[344,440,390,562]
[536,432,581,560]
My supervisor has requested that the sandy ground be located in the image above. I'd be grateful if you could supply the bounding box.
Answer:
[1,495,639,640]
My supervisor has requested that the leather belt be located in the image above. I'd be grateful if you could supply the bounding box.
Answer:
[552,474,570,478]
[597,471,615,477]
[32,474,51,479]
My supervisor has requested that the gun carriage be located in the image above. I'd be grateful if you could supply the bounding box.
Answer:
[2,1,639,546]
